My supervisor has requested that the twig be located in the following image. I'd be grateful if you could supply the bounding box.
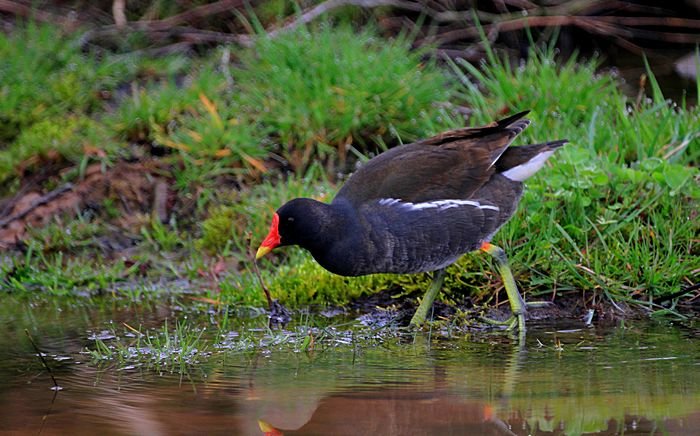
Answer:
[635,74,648,110]
[266,0,423,39]
[248,232,273,310]
[253,260,273,310]
[597,16,700,29]
[654,284,700,304]
[121,41,194,58]
[152,178,169,223]
[112,0,127,28]
[0,0,81,29]
[24,330,60,390]
[0,183,73,229]
[152,0,246,29]
[80,25,250,48]
[662,134,698,161]
[78,0,252,48]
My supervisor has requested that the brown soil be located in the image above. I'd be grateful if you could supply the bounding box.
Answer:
[0,160,171,249]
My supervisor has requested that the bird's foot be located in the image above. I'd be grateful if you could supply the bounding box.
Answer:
[524,300,552,309]
[480,310,527,344]
[480,300,548,327]
[480,311,525,332]
[481,301,547,330]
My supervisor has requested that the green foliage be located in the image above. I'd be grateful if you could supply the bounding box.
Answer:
[197,163,335,258]
[1,247,133,295]
[197,204,240,255]
[0,23,126,142]
[25,216,105,253]
[0,115,117,183]
[263,251,377,306]
[108,66,229,142]
[0,23,194,187]
[453,40,700,166]
[88,319,209,371]
[109,63,271,193]
[157,93,270,168]
[233,25,459,170]
[451,41,699,304]
[140,218,184,252]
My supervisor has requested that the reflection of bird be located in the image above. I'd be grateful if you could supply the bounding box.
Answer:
[256,388,503,435]
[257,111,567,333]
[258,419,283,436]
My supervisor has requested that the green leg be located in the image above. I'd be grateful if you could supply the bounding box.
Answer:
[481,242,526,335]
[410,268,447,327]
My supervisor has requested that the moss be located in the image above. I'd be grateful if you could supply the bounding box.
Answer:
[0,23,128,142]
[197,205,240,254]
[0,115,117,184]
[252,250,488,308]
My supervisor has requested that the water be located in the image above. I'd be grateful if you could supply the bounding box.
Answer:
[1,298,698,435]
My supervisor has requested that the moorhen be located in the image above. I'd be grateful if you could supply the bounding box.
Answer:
[256,111,567,333]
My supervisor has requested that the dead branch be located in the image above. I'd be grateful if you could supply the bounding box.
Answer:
[105,0,250,31]
[0,0,81,30]
[153,0,250,29]
[0,183,73,229]
[112,0,126,28]
[2,0,698,62]
[266,0,423,39]
[80,25,251,48]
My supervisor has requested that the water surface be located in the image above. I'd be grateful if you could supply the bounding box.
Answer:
[1,297,698,435]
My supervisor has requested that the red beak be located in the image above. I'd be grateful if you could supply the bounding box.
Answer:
[256,213,280,259]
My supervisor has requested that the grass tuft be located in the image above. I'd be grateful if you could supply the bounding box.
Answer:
[449,41,699,307]
[233,25,459,170]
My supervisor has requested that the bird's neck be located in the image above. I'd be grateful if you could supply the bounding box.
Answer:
[299,200,360,266]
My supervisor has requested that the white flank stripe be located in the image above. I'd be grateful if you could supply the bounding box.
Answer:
[502,150,555,182]
[378,198,499,212]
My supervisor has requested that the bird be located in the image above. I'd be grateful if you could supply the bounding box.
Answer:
[256,111,567,334]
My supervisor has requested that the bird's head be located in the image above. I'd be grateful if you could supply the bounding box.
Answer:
[255,198,329,259]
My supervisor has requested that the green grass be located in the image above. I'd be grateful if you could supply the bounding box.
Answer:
[447,40,699,307]
[0,23,193,190]
[84,310,403,370]
[1,246,137,295]
[0,23,125,142]
[0,115,118,186]
[24,216,106,253]
[226,39,699,311]
[233,25,460,171]
[108,65,228,142]
[0,22,697,317]
[88,319,210,371]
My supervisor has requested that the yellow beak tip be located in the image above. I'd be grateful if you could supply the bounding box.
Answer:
[255,246,271,260]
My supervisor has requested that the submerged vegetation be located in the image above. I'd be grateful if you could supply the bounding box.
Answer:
[0,19,698,327]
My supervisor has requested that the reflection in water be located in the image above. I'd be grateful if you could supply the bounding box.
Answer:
[0,299,698,435]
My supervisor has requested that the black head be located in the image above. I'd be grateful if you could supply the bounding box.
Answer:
[256,198,335,260]
[276,198,331,248]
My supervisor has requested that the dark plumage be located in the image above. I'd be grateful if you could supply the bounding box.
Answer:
[257,111,567,333]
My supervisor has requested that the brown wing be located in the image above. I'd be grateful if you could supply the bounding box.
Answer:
[334,111,531,207]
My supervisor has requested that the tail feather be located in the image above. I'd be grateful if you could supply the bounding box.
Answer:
[419,110,531,147]
[497,140,568,182]
[494,110,531,128]
[487,110,531,138]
